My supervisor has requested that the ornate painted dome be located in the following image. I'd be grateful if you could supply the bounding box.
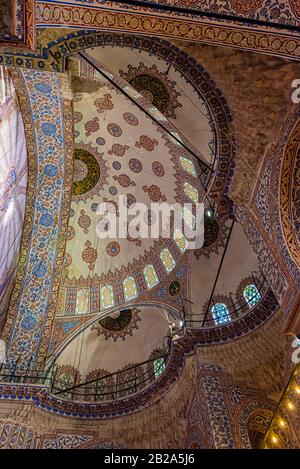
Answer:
[55,61,204,327]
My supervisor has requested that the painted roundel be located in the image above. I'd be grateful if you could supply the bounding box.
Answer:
[74,111,83,124]
[109,186,118,195]
[123,112,139,126]
[107,123,122,137]
[169,280,181,296]
[73,149,100,195]
[152,161,165,177]
[113,161,121,170]
[129,158,143,173]
[120,63,181,118]
[131,75,169,112]
[106,241,120,257]
[96,137,106,146]
[124,194,136,208]
[72,143,108,201]
[98,309,132,332]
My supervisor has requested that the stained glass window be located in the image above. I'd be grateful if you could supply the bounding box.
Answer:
[100,284,115,309]
[123,276,138,302]
[154,357,166,378]
[173,228,188,253]
[243,284,261,307]
[75,288,89,315]
[160,248,176,273]
[143,264,159,290]
[183,182,199,203]
[179,156,196,176]
[211,303,231,325]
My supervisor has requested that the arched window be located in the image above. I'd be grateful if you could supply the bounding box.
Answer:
[75,288,89,315]
[100,284,115,309]
[183,182,199,203]
[160,248,176,273]
[179,156,196,176]
[243,284,261,307]
[183,206,196,230]
[211,303,231,325]
[143,264,159,290]
[123,276,138,302]
[173,228,188,253]
[154,357,166,378]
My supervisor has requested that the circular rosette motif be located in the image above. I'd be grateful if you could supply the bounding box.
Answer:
[72,143,108,202]
[107,123,122,137]
[194,217,231,260]
[123,112,139,126]
[129,158,143,173]
[82,240,98,271]
[120,62,181,118]
[169,280,181,297]
[91,308,141,341]
[106,241,121,257]
[152,161,165,177]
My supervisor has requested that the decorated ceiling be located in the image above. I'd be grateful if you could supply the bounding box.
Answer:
[87,45,216,164]
[2,0,300,66]
[0,9,291,414]
[58,54,201,308]
[50,51,206,357]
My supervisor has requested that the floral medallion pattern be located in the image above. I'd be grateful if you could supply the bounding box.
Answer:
[94,93,114,113]
[66,225,75,241]
[106,241,121,257]
[82,240,98,271]
[123,112,139,126]
[135,135,158,151]
[142,185,167,202]
[72,143,108,202]
[194,218,231,260]
[77,210,91,234]
[84,117,99,137]
[108,143,129,157]
[91,308,141,341]
[107,123,122,137]
[152,161,165,177]
[129,158,143,173]
[120,62,181,119]
[113,174,136,187]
